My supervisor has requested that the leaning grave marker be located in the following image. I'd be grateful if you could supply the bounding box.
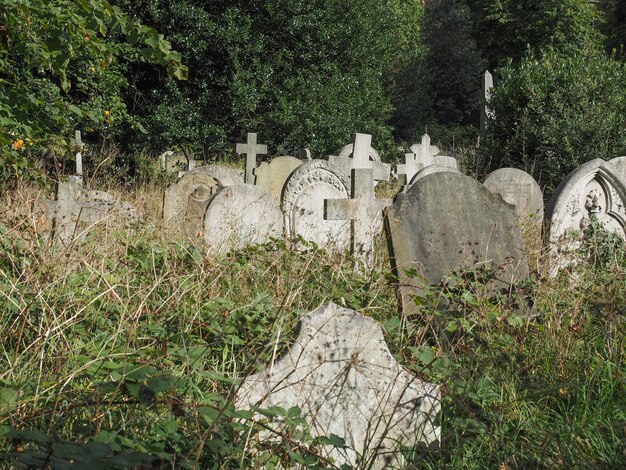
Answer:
[386,172,529,316]
[236,302,441,469]
[203,184,283,255]
[282,159,351,253]
[545,158,626,277]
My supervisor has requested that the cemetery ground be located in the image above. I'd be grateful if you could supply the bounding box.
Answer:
[0,180,625,469]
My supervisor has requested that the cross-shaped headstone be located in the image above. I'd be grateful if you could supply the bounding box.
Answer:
[328,133,390,182]
[397,133,440,185]
[236,133,268,184]
[325,168,386,267]
[74,130,84,179]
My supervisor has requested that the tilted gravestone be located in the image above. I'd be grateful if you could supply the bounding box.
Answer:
[545,158,626,277]
[236,132,268,184]
[203,184,283,255]
[325,168,390,268]
[483,168,544,224]
[386,172,529,316]
[282,160,351,253]
[329,133,391,184]
[163,165,244,239]
[254,156,303,203]
[236,302,441,469]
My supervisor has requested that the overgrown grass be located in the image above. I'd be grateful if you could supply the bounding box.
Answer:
[0,184,624,469]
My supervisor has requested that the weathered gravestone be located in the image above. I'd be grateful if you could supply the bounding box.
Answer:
[203,184,283,254]
[236,302,441,469]
[282,160,351,253]
[480,70,494,133]
[51,177,141,249]
[545,158,626,276]
[236,132,268,184]
[483,168,544,223]
[329,133,391,184]
[163,165,244,239]
[325,169,390,268]
[254,156,303,203]
[386,172,529,316]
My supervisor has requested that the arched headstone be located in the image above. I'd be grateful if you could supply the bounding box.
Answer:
[483,168,544,223]
[254,156,303,203]
[282,160,351,253]
[545,159,626,276]
[204,185,283,254]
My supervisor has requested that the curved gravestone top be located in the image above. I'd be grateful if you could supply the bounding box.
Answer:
[607,156,626,181]
[406,159,459,188]
[203,184,283,255]
[81,190,141,226]
[545,158,626,276]
[254,156,304,203]
[483,168,544,223]
[282,160,351,253]
[236,302,440,469]
[387,171,529,316]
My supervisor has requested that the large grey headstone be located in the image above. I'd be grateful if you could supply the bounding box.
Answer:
[483,168,544,223]
[387,172,529,315]
[236,302,441,468]
[254,156,303,203]
[282,160,351,253]
[545,158,626,276]
[204,184,283,254]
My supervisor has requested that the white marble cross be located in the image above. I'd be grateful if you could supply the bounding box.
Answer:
[236,132,268,184]
[326,168,386,267]
[329,133,390,182]
[397,133,440,184]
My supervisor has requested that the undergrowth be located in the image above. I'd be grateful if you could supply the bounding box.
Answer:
[0,185,624,469]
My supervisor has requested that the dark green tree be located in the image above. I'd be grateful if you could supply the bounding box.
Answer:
[600,0,626,57]
[478,46,626,194]
[464,0,601,70]
[117,0,422,160]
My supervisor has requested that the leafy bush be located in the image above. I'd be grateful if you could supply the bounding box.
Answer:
[478,46,626,194]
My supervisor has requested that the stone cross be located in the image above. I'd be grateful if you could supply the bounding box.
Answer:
[326,168,386,267]
[397,133,439,184]
[236,133,268,184]
[480,70,494,132]
[328,133,390,182]
[74,130,84,179]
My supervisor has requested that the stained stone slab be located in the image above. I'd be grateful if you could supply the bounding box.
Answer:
[282,160,351,253]
[254,156,303,203]
[329,133,391,183]
[545,159,626,276]
[236,302,441,468]
[387,172,529,316]
[325,169,389,267]
[203,184,283,254]
[483,168,543,223]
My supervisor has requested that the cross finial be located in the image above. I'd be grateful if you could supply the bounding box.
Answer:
[236,133,268,184]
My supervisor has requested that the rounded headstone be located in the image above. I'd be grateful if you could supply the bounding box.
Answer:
[545,159,626,276]
[254,156,303,203]
[163,171,222,229]
[282,160,351,252]
[407,162,460,187]
[483,168,544,223]
[203,184,283,254]
[338,143,381,162]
